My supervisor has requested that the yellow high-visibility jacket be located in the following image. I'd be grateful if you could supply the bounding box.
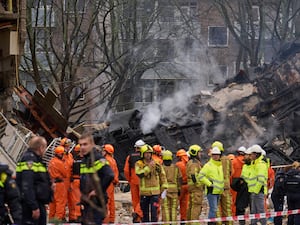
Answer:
[247,155,268,194]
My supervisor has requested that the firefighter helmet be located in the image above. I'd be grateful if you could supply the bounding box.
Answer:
[153,145,162,154]
[176,149,187,157]
[55,146,65,154]
[74,144,80,152]
[211,141,224,151]
[61,137,72,147]
[140,144,153,158]
[134,139,145,148]
[188,144,202,156]
[162,150,173,161]
[103,144,114,154]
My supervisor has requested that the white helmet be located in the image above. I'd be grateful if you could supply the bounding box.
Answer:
[211,147,222,155]
[134,139,145,148]
[251,144,263,154]
[261,149,266,156]
[238,146,246,153]
[244,147,253,155]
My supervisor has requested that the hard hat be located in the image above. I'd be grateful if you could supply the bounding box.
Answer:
[162,150,173,161]
[238,146,246,153]
[61,137,72,147]
[251,144,263,154]
[211,147,221,155]
[261,149,266,156]
[134,139,145,148]
[55,146,65,154]
[153,145,162,154]
[211,141,224,151]
[188,144,202,156]
[244,147,252,155]
[140,144,153,158]
[227,153,235,160]
[176,149,187,157]
[103,144,114,154]
[74,144,80,152]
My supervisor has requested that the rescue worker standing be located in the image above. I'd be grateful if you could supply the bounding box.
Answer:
[123,139,145,223]
[0,163,22,225]
[135,144,168,222]
[230,146,246,216]
[16,136,52,225]
[102,144,119,224]
[198,147,224,225]
[69,144,82,222]
[161,150,182,224]
[248,144,268,225]
[152,145,163,164]
[176,149,189,222]
[212,141,233,225]
[79,133,114,225]
[48,146,68,221]
[186,144,204,224]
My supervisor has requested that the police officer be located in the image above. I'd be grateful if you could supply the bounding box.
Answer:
[0,163,22,225]
[16,136,52,225]
[79,133,114,225]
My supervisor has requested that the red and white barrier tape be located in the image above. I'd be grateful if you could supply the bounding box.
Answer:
[47,209,300,225]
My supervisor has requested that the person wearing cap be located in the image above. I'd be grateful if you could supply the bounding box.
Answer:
[135,144,168,223]
[161,150,182,224]
[211,141,233,225]
[102,144,119,224]
[48,146,68,221]
[186,144,204,224]
[248,144,268,225]
[176,149,189,222]
[197,147,224,225]
[230,146,246,216]
[123,139,145,223]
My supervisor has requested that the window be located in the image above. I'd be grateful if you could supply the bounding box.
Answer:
[64,0,86,13]
[35,28,51,51]
[208,26,228,47]
[252,6,260,23]
[35,52,54,70]
[158,80,174,100]
[31,6,55,27]
[134,79,155,103]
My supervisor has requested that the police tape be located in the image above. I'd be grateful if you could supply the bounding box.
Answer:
[47,209,300,225]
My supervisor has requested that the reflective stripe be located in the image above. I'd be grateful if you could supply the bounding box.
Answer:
[80,160,107,174]
[16,162,47,172]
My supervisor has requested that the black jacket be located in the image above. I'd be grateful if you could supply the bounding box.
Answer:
[0,164,22,225]
[231,177,250,210]
[16,149,52,210]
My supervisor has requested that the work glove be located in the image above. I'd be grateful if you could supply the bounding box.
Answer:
[161,189,167,199]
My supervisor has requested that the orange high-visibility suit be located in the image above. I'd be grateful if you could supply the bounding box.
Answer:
[152,154,163,164]
[104,154,119,223]
[63,152,74,221]
[176,155,189,221]
[48,156,68,220]
[124,152,143,221]
[264,164,275,212]
[230,154,244,216]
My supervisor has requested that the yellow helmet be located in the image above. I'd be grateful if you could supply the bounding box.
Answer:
[140,144,153,158]
[162,150,173,161]
[211,141,224,151]
[188,144,202,156]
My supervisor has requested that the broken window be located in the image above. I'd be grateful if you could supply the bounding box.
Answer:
[208,26,228,47]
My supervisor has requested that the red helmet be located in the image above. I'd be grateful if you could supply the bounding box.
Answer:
[55,146,65,154]
[60,137,72,147]
[153,145,162,154]
[74,144,80,152]
[103,144,114,154]
[176,149,187,157]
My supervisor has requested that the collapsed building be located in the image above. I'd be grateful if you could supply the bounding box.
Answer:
[1,44,300,175]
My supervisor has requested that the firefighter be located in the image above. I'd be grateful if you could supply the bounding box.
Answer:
[48,146,68,221]
[176,149,189,222]
[0,163,22,225]
[198,147,224,225]
[135,144,168,222]
[161,150,182,224]
[69,144,82,222]
[212,141,233,225]
[152,145,163,164]
[79,133,114,225]
[123,139,145,223]
[60,137,75,221]
[186,144,204,224]
[102,144,119,224]
[247,144,268,225]
[230,146,246,216]
[16,136,52,225]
